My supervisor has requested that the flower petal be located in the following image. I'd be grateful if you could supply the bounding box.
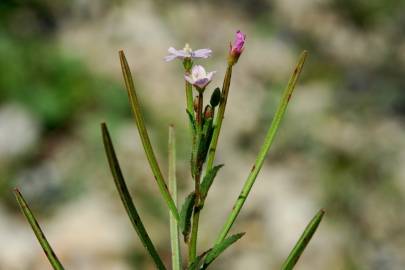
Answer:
[206,71,216,81]
[164,54,178,62]
[232,30,246,53]
[184,74,195,84]
[193,48,212,58]
[194,78,209,89]
[192,65,207,79]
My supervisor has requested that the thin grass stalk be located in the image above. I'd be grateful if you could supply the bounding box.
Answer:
[119,50,179,220]
[168,126,182,270]
[14,189,65,270]
[215,51,308,244]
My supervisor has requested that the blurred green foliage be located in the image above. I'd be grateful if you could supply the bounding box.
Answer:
[0,1,128,208]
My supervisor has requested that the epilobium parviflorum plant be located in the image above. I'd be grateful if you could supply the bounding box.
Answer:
[14,31,325,270]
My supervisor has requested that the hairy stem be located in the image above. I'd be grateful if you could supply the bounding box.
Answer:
[189,91,204,262]
[205,64,233,172]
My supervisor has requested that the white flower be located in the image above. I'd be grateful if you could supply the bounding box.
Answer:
[184,65,216,89]
[164,43,212,62]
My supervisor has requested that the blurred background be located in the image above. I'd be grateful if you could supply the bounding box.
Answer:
[1,0,405,269]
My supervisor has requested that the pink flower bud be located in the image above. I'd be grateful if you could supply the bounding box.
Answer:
[229,30,246,65]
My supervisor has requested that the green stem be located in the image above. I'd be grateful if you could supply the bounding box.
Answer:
[189,91,204,263]
[168,126,182,270]
[185,80,194,116]
[215,51,308,244]
[205,64,233,172]
[281,209,325,270]
[188,206,200,263]
[14,189,65,270]
[119,50,179,221]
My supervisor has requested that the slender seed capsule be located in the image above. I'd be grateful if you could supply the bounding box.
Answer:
[193,97,199,112]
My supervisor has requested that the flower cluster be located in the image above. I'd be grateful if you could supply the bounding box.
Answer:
[165,30,246,90]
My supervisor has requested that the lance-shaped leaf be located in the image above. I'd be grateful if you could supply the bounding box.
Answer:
[186,110,197,136]
[101,123,166,270]
[168,126,182,270]
[281,209,325,270]
[198,117,214,164]
[14,189,65,270]
[200,164,224,201]
[214,51,308,244]
[201,232,245,269]
[179,192,196,242]
[119,50,179,221]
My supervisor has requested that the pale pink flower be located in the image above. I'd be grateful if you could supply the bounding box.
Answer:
[164,43,212,62]
[184,65,216,89]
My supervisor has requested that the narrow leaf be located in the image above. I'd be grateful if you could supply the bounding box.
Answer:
[199,118,214,163]
[168,126,182,270]
[186,109,196,135]
[14,189,65,270]
[281,209,325,270]
[215,51,308,244]
[119,50,179,220]
[101,123,166,270]
[202,232,245,269]
[200,164,224,200]
[179,192,196,242]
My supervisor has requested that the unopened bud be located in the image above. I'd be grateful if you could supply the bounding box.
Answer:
[228,30,246,65]
[204,105,214,119]
[210,87,221,107]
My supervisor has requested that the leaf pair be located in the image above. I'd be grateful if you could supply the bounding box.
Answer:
[190,109,215,177]
[179,164,223,244]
